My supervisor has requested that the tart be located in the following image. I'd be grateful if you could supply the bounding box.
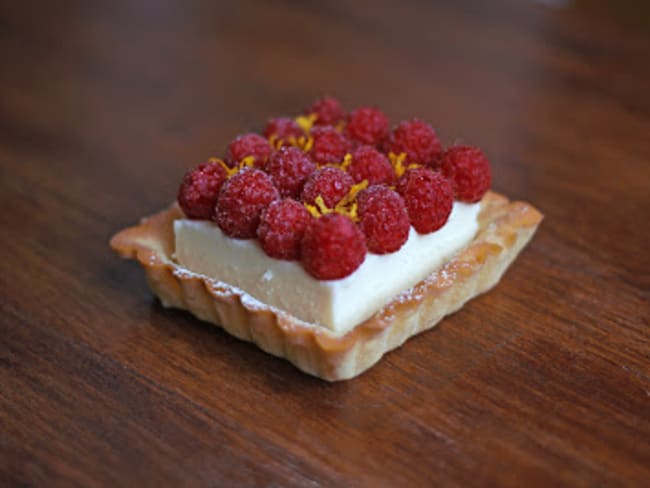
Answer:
[110,97,543,381]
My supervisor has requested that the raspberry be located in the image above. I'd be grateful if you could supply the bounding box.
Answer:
[385,119,442,165]
[396,167,453,233]
[257,199,312,260]
[357,185,410,254]
[300,166,354,208]
[263,117,303,146]
[304,96,346,126]
[216,168,280,238]
[439,145,491,203]
[344,106,389,146]
[347,145,395,185]
[224,133,272,168]
[301,213,366,280]
[308,126,351,165]
[177,161,228,220]
[265,146,317,199]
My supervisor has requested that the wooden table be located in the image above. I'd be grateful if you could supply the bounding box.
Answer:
[1,1,649,485]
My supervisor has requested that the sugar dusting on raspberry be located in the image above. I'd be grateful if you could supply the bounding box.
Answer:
[224,133,272,168]
[266,146,317,198]
[385,119,442,165]
[396,167,453,233]
[257,199,312,260]
[308,126,351,165]
[357,185,410,254]
[177,161,228,220]
[304,96,346,126]
[301,213,366,280]
[216,168,280,238]
[344,106,389,146]
[300,166,354,208]
[439,145,491,203]
[348,145,395,186]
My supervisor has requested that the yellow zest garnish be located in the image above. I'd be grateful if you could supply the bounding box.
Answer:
[295,113,317,133]
[303,180,368,222]
[298,135,313,152]
[315,196,332,215]
[304,195,332,218]
[240,155,256,168]
[268,134,281,149]
[304,203,320,218]
[338,179,368,208]
[209,158,238,178]
[335,120,346,133]
[213,155,258,179]
[316,153,353,170]
[390,152,419,178]
[339,153,353,170]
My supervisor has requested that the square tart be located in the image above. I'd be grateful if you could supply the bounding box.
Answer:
[110,191,542,381]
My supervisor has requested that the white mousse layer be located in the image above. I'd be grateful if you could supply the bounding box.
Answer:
[174,202,480,334]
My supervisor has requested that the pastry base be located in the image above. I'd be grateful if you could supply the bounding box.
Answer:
[110,191,542,381]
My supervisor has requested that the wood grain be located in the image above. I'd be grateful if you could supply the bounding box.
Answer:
[1,0,649,486]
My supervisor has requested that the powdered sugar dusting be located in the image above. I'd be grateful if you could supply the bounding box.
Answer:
[172,265,319,330]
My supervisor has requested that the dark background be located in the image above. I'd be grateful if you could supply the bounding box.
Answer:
[1,1,649,486]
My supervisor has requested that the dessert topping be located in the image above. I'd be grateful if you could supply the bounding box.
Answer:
[385,119,442,165]
[390,151,419,178]
[439,145,492,203]
[177,160,229,220]
[263,117,304,148]
[301,213,366,280]
[396,167,453,233]
[224,133,272,168]
[215,168,280,238]
[348,145,395,185]
[266,146,317,198]
[308,126,351,165]
[257,199,312,260]
[176,99,492,279]
[300,166,354,208]
[304,96,346,126]
[344,106,390,146]
[357,185,410,254]
[304,180,368,222]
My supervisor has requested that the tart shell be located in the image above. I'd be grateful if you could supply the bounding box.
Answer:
[110,191,542,381]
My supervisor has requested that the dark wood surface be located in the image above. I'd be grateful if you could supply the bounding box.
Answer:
[1,1,649,486]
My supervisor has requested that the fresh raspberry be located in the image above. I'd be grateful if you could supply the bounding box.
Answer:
[300,166,354,208]
[265,146,317,199]
[263,117,304,146]
[385,119,442,165]
[396,167,453,233]
[177,161,228,220]
[216,168,280,238]
[439,145,491,203]
[224,133,272,168]
[308,126,351,165]
[344,106,389,146]
[347,145,395,185]
[357,185,410,254]
[257,199,312,260]
[301,213,366,280]
[304,96,346,126]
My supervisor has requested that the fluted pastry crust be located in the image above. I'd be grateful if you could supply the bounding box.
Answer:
[110,191,542,380]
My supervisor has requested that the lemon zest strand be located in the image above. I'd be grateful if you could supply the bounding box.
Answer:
[304,202,321,218]
[295,113,317,133]
[299,135,314,152]
[339,153,353,171]
[302,180,368,222]
[239,156,256,168]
